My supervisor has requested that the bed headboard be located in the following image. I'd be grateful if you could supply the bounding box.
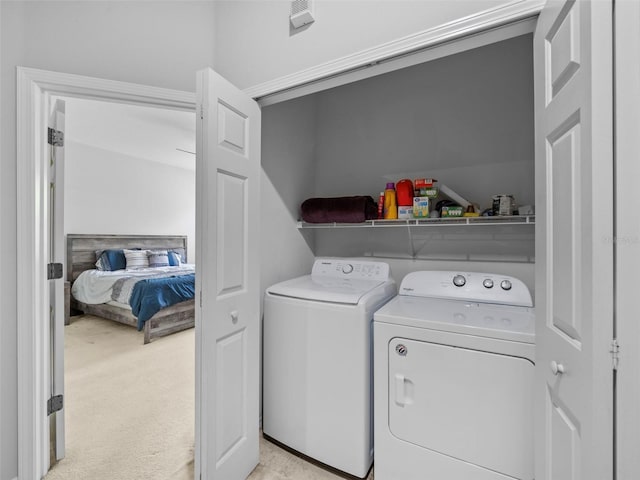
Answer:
[66,234,188,283]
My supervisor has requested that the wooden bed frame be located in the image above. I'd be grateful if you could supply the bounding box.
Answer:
[67,234,195,344]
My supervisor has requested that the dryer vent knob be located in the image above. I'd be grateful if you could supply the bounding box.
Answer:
[453,275,466,287]
[483,278,494,289]
[500,279,513,291]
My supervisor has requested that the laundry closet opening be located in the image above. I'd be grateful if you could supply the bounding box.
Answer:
[259,28,536,294]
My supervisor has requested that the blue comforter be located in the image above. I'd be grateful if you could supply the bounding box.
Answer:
[129,273,195,330]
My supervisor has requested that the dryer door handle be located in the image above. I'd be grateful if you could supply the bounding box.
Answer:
[394,374,414,406]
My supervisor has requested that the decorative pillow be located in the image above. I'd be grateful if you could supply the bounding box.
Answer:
[167,251,181,266]
[169,248,187,263]
[94,249,126,271]
[123,249,150,269]
[148,250,170,268]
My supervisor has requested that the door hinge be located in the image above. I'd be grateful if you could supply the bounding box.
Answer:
[199,290,203,308]
[47,263,63,280]
[199,104,204,120]
[610,338,620,371]
[47,395,63,416]
[47,127,64,147]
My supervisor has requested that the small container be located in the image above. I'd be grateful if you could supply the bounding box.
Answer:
[396,179,414,206]
[398,205,413,219]
[383,183,398,219]
[492,194,516,216]
[414,178,439,198]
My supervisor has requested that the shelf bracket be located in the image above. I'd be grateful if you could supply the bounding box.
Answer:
[407,224,416,258]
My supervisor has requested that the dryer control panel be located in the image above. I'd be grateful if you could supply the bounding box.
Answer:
[312,258,390,281]
[399,271,532,307]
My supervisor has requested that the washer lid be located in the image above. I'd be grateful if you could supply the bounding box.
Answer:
[267,275,387,305]
[374,295,535,344]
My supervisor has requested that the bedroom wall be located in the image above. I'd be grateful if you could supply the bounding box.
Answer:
[64,141,196,263]
[0,2,214,478]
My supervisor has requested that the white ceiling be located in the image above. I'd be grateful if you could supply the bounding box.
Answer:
[62,96,196,171]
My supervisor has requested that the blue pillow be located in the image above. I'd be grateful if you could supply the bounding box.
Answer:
[171,248,186,263]
[95,249,126,271]
[167,251,181,266]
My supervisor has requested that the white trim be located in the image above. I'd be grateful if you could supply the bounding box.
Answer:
[615,1,640,478]
[256,17,537,107]
[16,67,195,480]
[244,0,545,101]
[0,0,3,475]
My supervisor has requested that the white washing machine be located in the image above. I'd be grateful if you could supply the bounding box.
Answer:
[263,258,396,479]
[373,270,535,480]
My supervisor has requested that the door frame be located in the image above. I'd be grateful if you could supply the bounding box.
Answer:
[16,67,195,479]
[615,0,640,477]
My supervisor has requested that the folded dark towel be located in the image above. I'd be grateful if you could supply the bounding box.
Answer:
[300,196,378,223]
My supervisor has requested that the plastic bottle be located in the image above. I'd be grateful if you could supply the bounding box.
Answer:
[377,192,385,219]
[383,182,398,219]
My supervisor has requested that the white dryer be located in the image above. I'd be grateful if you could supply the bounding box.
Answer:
[373,270,535,480]
[263,258,396,479]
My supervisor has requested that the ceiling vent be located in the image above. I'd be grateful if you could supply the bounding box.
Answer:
[290,0,314,29]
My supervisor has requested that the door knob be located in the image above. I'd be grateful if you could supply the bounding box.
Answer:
[230,310,239,324]
[550,360,565,375]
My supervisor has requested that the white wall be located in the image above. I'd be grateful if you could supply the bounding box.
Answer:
[213,0,532,90]
[1,2,214,478]
[313,34,535,208]
[260,94,317,296]
[65,141,196,261]
[311,33,536,292]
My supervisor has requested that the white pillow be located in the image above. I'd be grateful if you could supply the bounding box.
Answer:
[123,249,150,269]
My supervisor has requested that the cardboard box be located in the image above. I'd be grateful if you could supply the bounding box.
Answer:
[398,205,413,219]
[441,205,463,217]
[413,197,429,218]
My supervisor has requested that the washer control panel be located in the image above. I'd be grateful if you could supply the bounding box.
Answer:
[312,258,390,281]
[399,270,532,307]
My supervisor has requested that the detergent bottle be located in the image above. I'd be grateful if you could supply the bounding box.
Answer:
[383,182,398,219]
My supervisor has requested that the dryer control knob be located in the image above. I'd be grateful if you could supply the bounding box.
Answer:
[342,264,354,274]
[453,274,466,287]
[483,278,494,289]
[500,279,512,291]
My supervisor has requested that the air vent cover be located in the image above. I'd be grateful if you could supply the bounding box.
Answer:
[290,0,314,29]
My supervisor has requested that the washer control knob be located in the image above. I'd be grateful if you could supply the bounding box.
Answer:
[453,274,466,287]
[342,264,354,274]
[483,278,494,289]
[500,279,512,291]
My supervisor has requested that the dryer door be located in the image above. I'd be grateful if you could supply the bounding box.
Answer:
[389,337,534,480]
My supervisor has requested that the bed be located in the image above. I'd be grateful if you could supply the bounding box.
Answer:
[67,234,195,344]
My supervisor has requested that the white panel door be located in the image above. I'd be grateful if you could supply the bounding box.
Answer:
[195,68,261,480]
[48,97,66,466]
[534,1,613,479]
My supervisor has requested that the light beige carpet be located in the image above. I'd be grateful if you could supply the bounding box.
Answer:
[45,315,195,480]
[46,315,373,480]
